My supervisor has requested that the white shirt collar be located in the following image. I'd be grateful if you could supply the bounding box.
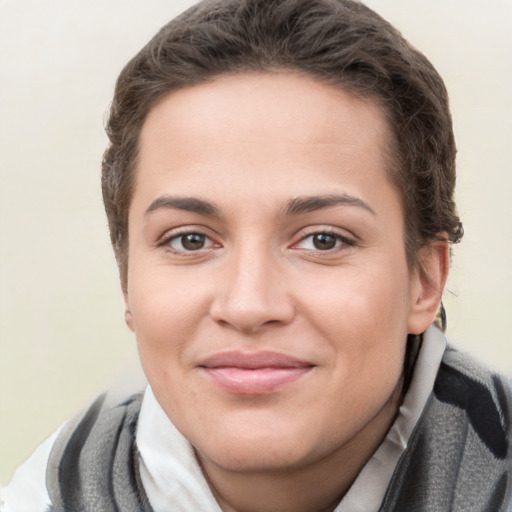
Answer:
[137,386,222,512]
[137,325,446,512]
[336,325,446,511]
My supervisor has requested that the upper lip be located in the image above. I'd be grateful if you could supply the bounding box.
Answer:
[198,351,314,369]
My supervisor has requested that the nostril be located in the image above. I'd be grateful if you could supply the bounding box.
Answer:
[210,299,294,333]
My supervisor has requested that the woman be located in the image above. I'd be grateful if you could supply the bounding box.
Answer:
[2,0,511,510]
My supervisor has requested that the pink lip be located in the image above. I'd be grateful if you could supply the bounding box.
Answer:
[198,351,314,395]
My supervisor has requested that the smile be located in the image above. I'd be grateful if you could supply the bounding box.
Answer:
[198,351,315,395]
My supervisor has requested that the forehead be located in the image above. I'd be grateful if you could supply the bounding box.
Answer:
[133,72,398,216]
[140,71,391,154]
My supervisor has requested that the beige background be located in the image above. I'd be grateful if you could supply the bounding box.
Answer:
[1,0,511,484]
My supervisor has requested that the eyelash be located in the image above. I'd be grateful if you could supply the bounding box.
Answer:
[157,228,356,255]
[293,230,356,252]
[157,230,218,253]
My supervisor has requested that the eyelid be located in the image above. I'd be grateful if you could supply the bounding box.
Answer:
[157,226,221,252]
[291,227,357,252]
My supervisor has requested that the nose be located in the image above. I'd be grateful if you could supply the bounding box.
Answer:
[210,246,295,333]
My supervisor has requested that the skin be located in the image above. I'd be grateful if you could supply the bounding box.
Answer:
[124,72,448,512]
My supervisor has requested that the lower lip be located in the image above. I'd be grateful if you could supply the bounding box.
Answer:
[201,367,312,394]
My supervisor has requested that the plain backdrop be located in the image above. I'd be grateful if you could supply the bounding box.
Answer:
[1,0,511,484]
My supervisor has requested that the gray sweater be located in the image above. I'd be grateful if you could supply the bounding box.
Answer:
[46,347,512,512]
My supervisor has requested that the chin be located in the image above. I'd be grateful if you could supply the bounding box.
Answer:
[191,417,332,474]
[198,440,311,473]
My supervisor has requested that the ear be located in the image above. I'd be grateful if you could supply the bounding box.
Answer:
[123,291,135,332]
[407,238,450,335]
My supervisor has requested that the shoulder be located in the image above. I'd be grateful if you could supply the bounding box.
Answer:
[48,390,144,469]
[381,344,512,512]
[0,424,64,512]
[433,348,512,509]
[1,390,147,512]
[435,346,511,460]
[46,390,150,511]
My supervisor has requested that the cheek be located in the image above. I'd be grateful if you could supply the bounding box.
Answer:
[128,272,205,421]
[297,258,411,387]
[127,265,211,367]
[299,258,412,337]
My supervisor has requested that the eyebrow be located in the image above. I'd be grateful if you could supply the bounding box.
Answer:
[145,196,221,216]
[282,194,376,216]
[145,193,375,218]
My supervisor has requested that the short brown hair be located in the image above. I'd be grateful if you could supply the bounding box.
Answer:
[102,0,463,289]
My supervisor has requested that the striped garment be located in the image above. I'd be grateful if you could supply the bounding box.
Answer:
[46,347,512,512]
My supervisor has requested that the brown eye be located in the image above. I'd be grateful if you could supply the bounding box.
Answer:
[180,233,206,250]
[312,233,337,250]
[294,231,353,252]
[167,232,210,252]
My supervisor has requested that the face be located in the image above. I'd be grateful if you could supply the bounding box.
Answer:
[125,72,437,475]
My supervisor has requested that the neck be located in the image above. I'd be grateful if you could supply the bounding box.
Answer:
[198,386,402,512]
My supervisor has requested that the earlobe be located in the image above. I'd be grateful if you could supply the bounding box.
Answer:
[123,292,135,332]
[407,238,450,335]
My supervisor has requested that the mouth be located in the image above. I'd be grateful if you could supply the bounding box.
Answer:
[198,351,315,395]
